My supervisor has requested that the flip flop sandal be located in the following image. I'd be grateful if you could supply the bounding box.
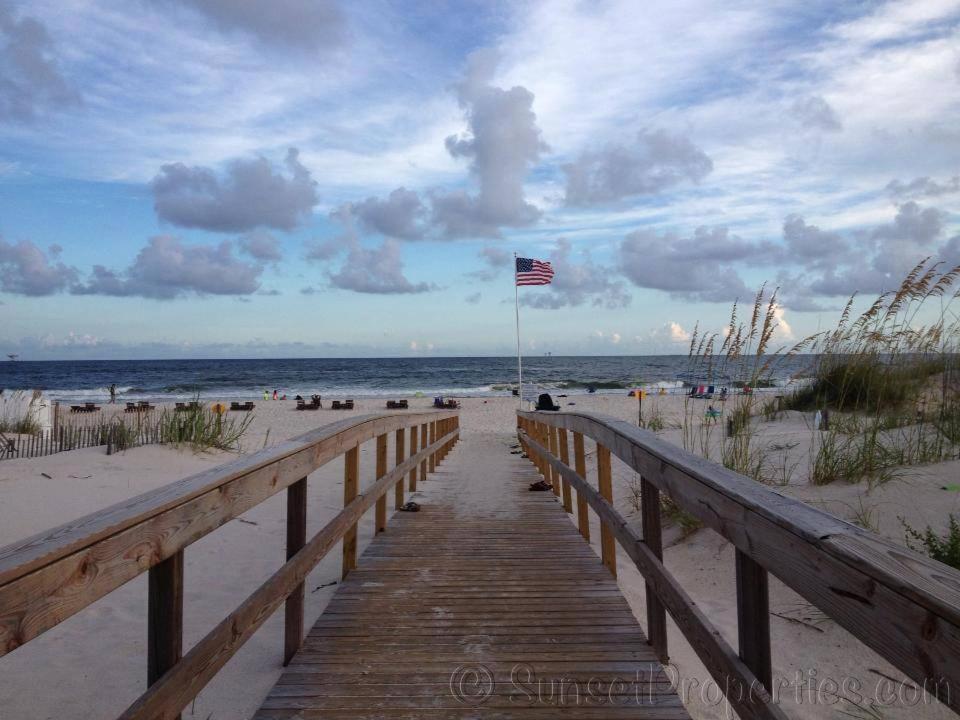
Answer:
[399,501,420,512]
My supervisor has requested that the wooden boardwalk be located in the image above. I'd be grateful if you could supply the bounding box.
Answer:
[255,436,688,719]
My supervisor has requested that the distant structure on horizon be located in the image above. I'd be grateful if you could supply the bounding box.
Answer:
[6,354,18,361]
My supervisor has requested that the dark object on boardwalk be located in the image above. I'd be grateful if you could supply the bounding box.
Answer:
[528,479,552,491]
[331,399,355,410]
[230,401,256,412]
[70,403,101,413]
[296,396,321,411]
[399,501,420,512]
[385,399,409,409]
[536,393,560,411]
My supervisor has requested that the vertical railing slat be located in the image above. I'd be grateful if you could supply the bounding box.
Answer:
[573,431,590,541]
[394,428,406,510]
[341,445,360,579]
[596,443,616,578]
[641,478,668,662]
[558,427,572,513]
[283,477,307,666]
[375,434,388,533]
[148,550,184,720]
[736,550,772,691]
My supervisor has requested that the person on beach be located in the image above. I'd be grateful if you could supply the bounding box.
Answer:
[263,389,269,401]
[109,384,117,404]
[273,389,278,400]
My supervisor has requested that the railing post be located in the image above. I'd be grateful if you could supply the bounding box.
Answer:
[548,425,560,497]
[395,428,406,509]
[375,434,388,533]
[641,478,667,662]
[409,425,419,492]
[342,445,359,579]
[419,422,428,484]
[573,432,589,541]
[596,443,616,578]
[428,420,436,472]
[148,549,183,710]
[558,427,572,513]
[736,550,772,691]
[283,477,307,665]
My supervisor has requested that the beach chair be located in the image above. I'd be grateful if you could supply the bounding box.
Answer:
[243,401,255,411]
[344,399,355,410]
[398,399,409,409]
[175,402,187,412]
[125,402,138,413]
[296,399,306,410]
[85,403,100,413]
[138,401,153,411]
[331,400,342,410]
[386,400,397,409]
[433,396,444,409]
[704,385,715,399]
[231,402,244,411]
[444,399,460,409]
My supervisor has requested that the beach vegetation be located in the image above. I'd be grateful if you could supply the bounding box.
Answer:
[155,403,253,452]
[901,515,960,571]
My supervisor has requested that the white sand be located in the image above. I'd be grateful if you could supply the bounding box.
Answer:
[0,395,956,718]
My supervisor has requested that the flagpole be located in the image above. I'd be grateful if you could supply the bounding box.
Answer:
[514,252,523,409]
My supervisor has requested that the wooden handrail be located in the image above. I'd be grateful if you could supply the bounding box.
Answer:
[518,410,960,718]
[0,410,459,720]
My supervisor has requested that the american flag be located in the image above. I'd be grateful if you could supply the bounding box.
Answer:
[515,257,554,286]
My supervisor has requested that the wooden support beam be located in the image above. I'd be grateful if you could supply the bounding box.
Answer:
[283,477,307,666]
[394,428,406,510]
[641,477,667,663]
[737,549,772,691]
[408,425,418,492]
[419,423,427,485]
[596,443,616,578]
[341,446,359,579]
[374,435,388,533]
[573,432,589,541]
[428,421,436,473]
[148,550,183,702]
[558,428,572,513]
[548,425,560,496]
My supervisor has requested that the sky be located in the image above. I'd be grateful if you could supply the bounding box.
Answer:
[0,0,958,360]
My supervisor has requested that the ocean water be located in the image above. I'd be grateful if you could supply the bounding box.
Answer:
[0,356,814,403]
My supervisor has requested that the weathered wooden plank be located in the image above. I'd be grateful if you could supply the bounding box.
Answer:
[573,431,589,541]
[736,549,771,691]
[342,446,360,579]
[596,443,616,578]
[148,550,183,691]
[374,435,388,533]
[641,477,667,663]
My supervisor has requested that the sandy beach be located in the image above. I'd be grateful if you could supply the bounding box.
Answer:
[1,394,957,719]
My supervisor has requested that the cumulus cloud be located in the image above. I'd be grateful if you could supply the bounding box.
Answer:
[520,238,630,309]
[348,187,427,240]
[563,129,713,206]
[152,148,318,232]
[328,238,434,294]
[159,0,345,53]
[71,236,263,298]
[431,49,547,238]
[791,95,842,132]
[782,215,848,269]
[0,238,77,295]
[0,4,80,121]
[239,230,282,262]
[886,176,960,199]
[619,227,766,303]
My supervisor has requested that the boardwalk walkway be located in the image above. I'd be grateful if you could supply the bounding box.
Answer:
[255,436,688,719]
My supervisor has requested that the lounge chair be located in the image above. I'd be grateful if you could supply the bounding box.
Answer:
[243,401,255,411]
[85,402,100,412]
[125,402,138,413]
[331,400,342,410]
[433,396,444,409]
[398,399,408,409]
[444,399,459,409]
[296,399,306,410]
[175,402,187,412]
[536,393,559,411]
[230,402,244,411]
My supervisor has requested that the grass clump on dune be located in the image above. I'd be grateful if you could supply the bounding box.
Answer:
[155,403,253,452]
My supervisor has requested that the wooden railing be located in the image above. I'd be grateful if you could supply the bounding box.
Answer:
[0,410,459,720]
[518,410,960,720]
